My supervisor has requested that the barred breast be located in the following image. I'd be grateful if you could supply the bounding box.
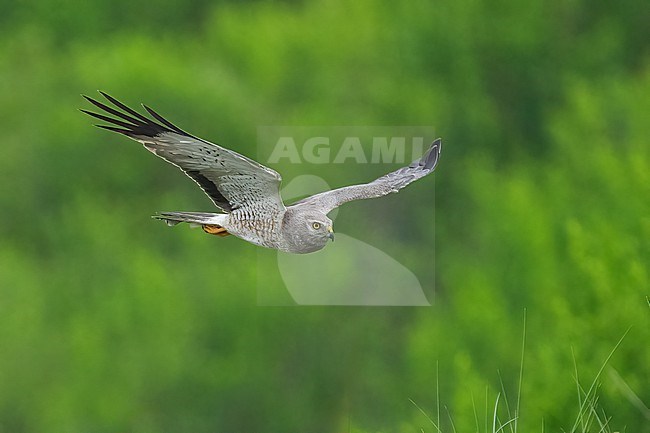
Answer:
[224,210,285,250]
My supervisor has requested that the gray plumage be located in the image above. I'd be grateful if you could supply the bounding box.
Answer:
[82,92,441,254]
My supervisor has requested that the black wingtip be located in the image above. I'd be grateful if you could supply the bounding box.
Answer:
[423,138,442,170]
[97,90,115,101]
[81,94,96,104]
[81,92,194,139]
[100,91,153,124]
[409,138,441,169]
[94,124,133,135]
[142,104,191,136]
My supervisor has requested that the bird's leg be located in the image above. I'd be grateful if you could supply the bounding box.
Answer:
[202,224,230,237]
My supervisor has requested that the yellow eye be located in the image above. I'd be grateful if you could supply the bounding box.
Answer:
[312,222,321,230]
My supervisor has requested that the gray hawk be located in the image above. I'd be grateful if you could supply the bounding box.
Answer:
[82,92,442,254]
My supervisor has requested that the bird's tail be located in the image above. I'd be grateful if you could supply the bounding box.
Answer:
[153,212,230,237]
[152,211,224,227]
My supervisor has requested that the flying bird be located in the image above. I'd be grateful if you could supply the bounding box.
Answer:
[81,92,442,254]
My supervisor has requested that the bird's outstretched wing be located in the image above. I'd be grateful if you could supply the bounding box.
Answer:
[82,92,284,215]
[292,139,441,214]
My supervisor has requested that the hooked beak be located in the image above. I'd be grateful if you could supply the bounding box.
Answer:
[327,226,335,242]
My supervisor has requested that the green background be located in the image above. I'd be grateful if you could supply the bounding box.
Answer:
[0,0,648,431]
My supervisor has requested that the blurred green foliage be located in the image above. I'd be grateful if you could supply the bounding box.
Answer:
[0,0,648,432]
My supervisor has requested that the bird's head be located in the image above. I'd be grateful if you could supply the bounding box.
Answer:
[282,208,334,254]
